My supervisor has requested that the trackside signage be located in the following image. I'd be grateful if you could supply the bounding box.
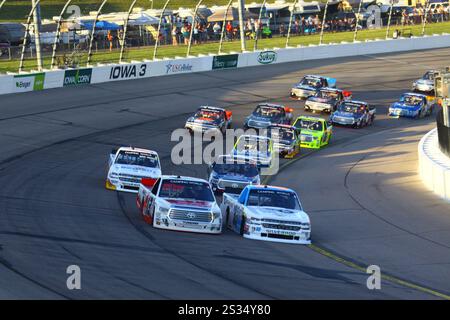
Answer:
[258,51,277,64]
[109,63,147,80]
[13,73,45,93]
[63,68,92,86]
[212,54,239,70]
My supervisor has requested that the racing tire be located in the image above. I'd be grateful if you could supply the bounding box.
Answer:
[239,216,246,236]
[415,110,422,119]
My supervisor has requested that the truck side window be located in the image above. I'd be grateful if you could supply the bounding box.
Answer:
[151,178,161,195]
[238,188,249,205]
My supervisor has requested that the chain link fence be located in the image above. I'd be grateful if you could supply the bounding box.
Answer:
[1,0,449,74]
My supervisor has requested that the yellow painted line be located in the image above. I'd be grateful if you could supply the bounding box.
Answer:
[308,244,450,300]
[262,149,450,300]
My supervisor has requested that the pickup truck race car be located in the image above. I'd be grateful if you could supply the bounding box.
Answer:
[268,124,301,157]
[231,135,275,168]
[220,185,311,244]
[136,175,222,234]
[388,92,435,118]
[244,103,293,130]
[412,70,437,94]
[290,75,337,100]
[304,87,352,113]
[185,106,232,134]
[106,147,161,193]
[208,155,260,194]
[293,116,332,149]
[330,100,376,128]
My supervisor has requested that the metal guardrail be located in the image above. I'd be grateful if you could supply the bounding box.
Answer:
[437,108,450,158]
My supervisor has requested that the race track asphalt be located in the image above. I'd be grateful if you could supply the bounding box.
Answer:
[0,48,450,299]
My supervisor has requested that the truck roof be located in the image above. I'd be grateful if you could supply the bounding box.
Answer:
[344,100,368,105]
[198,106,226,112]
[247,185,294,193]
[256,103,284,109]
[117,146,159,155]
[402,92,427,98]
[160,175,209,184]
[296,115,325,123]
[238,134,272,141]
[217,154,258,164]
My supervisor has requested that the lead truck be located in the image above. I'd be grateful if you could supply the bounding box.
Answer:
[137,175,222,234]
[106,147,161,193]
[221,185,311,244]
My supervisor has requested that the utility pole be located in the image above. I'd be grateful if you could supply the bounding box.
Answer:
[31,0,43,71]
[237,0,246,52]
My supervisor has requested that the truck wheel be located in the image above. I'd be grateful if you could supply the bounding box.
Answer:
[239,216,246,236]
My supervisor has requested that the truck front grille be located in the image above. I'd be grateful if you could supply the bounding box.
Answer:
[169,209,212,223]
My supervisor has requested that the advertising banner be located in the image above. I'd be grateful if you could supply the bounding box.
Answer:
[91,62,150,84]
[12,73,45,93]
[212,54,239,70]
[63,68,92,86]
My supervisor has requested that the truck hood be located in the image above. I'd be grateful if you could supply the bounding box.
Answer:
[333,111,361,119]
[307,96,334,104]
[415,79,433,86]
[247,206,309,223]
[109,164,161,177]
[294,84,316,91]
[391,102,420,111]
[300,129,320,137]
[215,173,254,182]
[187,117,219,125]
[163,198,216,210]
[233,150,270,160]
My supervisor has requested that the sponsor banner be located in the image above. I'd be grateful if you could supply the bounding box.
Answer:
[91,62,150,84]
[109,63,148,80]
[212,54,239,70]
[257,50,277,64]
[63,68,92,86]
[13,73,45,93]
[149,57,213,77]
[164,62,194,74]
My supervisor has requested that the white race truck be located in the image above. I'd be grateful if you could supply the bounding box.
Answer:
[106,147,161,193]
[137,175,222,234]
[220,185,311,244]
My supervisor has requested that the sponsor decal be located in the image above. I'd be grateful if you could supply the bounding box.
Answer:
[165,63,193,74]
[63,68,92,86]
[258,51,277,65]
[13,73,45,92]
[109,63,147,80]
[212,54,239,70]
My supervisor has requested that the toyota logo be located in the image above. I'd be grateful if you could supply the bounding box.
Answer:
[186,212,196,219]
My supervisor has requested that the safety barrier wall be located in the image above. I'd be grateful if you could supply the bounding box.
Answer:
[419,128,450,202]
[1,33,450,95]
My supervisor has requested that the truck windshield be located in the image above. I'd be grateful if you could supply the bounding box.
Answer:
[338,103,365,114]
[299,77,321,88]
[235,136,270,153]
[194,109,222,121]
[254,105,282,118]
[213,162,258,177]
[423,72,434,81]
[400,95,423,105]
[115,151,160,168]
[316,90,338,99]
[159,180,215,202]
[294,119,322,131]
[269,128,294,141]
[247,189,302,210]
